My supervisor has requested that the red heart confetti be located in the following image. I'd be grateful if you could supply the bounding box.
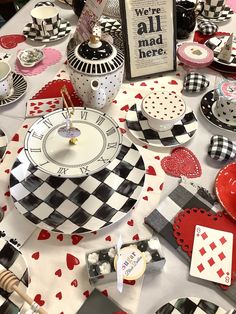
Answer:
[22,124,28,128]
[55,269,62,277]
[147,187,153,192]
[168,80,178,85]
[161,147,202,178]
[146,166,156,176]
[5,150,11,155]
[17,147,23,154]
[32,252,40,260]
[132,234,139,241]
[120,104,129,112]
[56,292,62,300]
[83,290,90,298]
[140,82,147,86]
[142,145,148,149]
[57,234,63,241]
[159,182,164,190]
[71,235,83,245]
[2,205,7,212]
[71,279,78,287]
[127,219,134,226]
[11,133,19,142]
[105,235,111,241]
[66,253,80,270]
[4,191,10,197]
[143,196,148,201]
[154,156,160,160]
[4,169,10,174]
[37,229,51,240]
[119,128,126,134]
[102,290,108,297]
[119,118,126,122]
[135,93,143,99]
[34,294,45,306]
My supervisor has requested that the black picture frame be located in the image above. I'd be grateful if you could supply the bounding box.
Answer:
[119,0,176,79]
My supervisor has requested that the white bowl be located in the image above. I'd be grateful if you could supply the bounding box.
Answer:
[17,48,44,67]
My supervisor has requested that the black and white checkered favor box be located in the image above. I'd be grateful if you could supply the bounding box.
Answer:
[183,72,209,93]
[198,21,218,35]
[208,135,236,161]
[86,237,165,285]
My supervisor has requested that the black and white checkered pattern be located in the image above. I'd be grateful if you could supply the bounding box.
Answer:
[205,35,236,68]
[126,103,198,147]
[10,137,145,234]
[145,180,236,304]
[198,20,218,35]
[34,1,55,7]
[23,18,71,42]
[100,17,123,51]
[198,5,234,23]
[183,72,209,93]
[208,135,236,161]
[0,73,27,108]
[0,239,29,312]
[0,129,7,161]
[155,297,227,314]
[203,0,225,19]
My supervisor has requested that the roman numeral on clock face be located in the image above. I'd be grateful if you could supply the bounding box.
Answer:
[57,167,69,175]
[80,166,89,174]
[106,127,116,136]
[32,132,43,140]
[96,116,105,126]
[107,142,118,149]
[30,148,42,153]
[42,118,53,129]
[80,111,88,120]
[97,156,109,164]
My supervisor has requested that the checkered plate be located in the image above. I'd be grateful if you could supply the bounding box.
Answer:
[10,136,145,234]
[0,73,27,108]
[0,238,29,312]
[200,90,236,133]
[126,103,198,147]
[23,18,71,43]
[155,297,226,314]
[205,35,236,68]
[197,5,234,23]
[0,128,7,162]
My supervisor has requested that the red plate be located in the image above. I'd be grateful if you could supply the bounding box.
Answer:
[215,162,236,221]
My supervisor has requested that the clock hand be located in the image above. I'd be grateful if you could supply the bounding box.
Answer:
[59,86,81,144]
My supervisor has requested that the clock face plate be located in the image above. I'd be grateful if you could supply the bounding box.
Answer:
[24,108,122,178]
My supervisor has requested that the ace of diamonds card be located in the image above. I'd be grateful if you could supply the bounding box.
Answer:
[190,225,233,286]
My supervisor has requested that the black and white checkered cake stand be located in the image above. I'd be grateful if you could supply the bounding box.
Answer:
[205,35,236,69]
[0,128,7,161]
[0,238,29,312]
[23,18,71,42]
[10,137,145,234]
[126,103,198,147]
[155,297,227,314]
[198,5,234,23]
[200,90,236,133]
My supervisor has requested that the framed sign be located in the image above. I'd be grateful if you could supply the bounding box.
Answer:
[119,0,176,79]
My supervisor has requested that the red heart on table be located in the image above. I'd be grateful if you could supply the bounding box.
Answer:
[83,290,90,298]
[159,182,164,190]
[71,279,78,287]
[127,219,134,226]
[102,289,108,297]
[0,34,26,49]
[37,229,51,240]
[140,82,147,86]
[66,253,80,270]
[135,93,143,99]
[23,124,28,129]
[56,292,62,300]
[55,269,62,277]
[143,145,148,149]
[17,147,23,154]
[161,147,202,178]
[146,166,156,176]
[173,208,236,283]
[143,196,148,201]
[11,133,19,142]
[32,252,40,260]
[57,234,64,241]
[120,104,129,112]
[34,294,45,306]
[105,235,111,241]
[168,80,178,85]
[71,234,83,245]
[133,234,139,241]
[4,191,10,197]
[4,169,10,174]
[147,187,153,192]
[119,118,126,122]
[2,205,7,212]
[119,128,126,134]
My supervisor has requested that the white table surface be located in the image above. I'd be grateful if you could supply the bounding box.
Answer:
[0,0,235,313]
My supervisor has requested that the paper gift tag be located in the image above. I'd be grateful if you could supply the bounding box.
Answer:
[26,97,63,117]
[76,289,126,314]
[190,225,233,286]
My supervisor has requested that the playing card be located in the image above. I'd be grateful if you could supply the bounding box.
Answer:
[25,97,63,117]
[190,225,233,286]
[0,52,11,62]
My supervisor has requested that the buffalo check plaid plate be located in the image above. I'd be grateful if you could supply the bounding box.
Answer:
[10,137,145,234]
[126,103,198,147]
[155,297,228,314]
[0,239,29,312]
[145,180,236,304]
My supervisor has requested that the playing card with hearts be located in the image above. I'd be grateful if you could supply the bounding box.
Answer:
[26,98,63,117]
[190,225,233,286]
